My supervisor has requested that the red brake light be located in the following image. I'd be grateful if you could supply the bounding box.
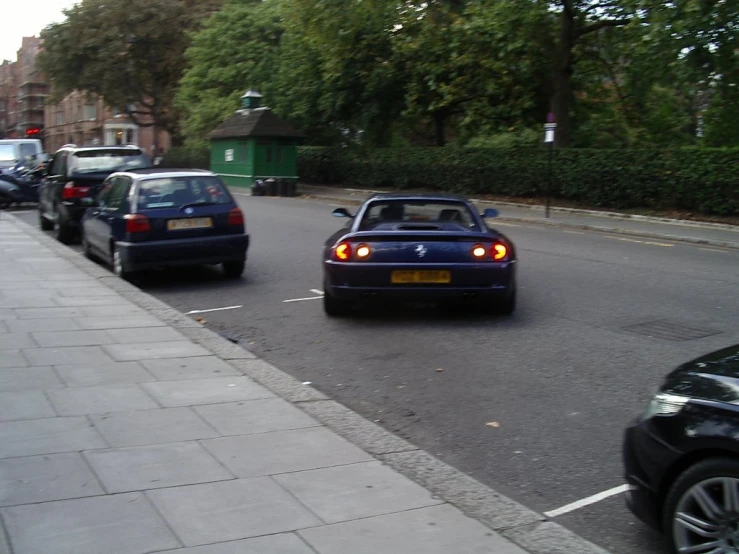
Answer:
[335,242,352,261]
[124,214,150,233]
[62,181,91,199]
[492,243,508,260]
[228,207,244,226]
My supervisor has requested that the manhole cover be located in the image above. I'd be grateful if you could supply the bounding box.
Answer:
[621,320,722,342]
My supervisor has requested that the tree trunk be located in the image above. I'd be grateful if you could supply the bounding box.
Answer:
[551,3,576,148]
[433,110,446,147]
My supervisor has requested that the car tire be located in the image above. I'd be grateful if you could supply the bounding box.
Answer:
[663,457,739,554]
[223,261,245,279]
[111,244,134,282]
[323,290,351,317]
[482,288,516,316]
[81,229,94,260]
[39,209,54,230]
[54,210,75,244]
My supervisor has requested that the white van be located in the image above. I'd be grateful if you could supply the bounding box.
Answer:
[0,139,44,174]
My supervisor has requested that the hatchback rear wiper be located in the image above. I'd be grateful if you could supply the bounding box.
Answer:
[179,201,216,210]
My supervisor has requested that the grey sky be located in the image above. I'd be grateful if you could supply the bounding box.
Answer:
[1,0,79,62]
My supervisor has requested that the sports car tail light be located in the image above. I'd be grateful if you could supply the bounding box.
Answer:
[227,207,244,226]
[334,242,352,261]
[356,244,371,259]
[125,214,150,233]
[471,244,487,259]
[62,181,91,199]
[492,243,508,261]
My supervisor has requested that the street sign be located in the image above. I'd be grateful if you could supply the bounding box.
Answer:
[544,122,557,143]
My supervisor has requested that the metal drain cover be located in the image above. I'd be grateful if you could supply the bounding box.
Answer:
[621,320,722,341]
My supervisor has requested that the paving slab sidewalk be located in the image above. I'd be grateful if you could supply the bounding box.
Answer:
[0,211,611,554]
[297,184,739,250]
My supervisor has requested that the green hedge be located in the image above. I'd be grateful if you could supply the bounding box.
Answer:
[163,144,738,215]
[159,146,210,170]
[297,146,739,216]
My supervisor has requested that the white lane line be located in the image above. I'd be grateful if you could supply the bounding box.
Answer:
[186,305,243,315]
[700,247,727,253]
[310,289,324,295]
[543,484,630,518]
[283,296,323,303]
[563,230,585,235]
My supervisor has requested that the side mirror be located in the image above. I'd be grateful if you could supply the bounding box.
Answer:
[332,207,353,218]
[482,208,499,219]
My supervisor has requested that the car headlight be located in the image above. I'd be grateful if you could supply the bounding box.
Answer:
[643,392,690,418]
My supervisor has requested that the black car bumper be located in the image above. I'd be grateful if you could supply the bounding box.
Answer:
[623,418,681,532]
[324,261,515,301]
[118,234,249,271]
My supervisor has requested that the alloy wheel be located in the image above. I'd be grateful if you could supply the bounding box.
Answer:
[674,477,739,553]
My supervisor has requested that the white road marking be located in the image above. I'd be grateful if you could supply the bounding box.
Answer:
[700,247,727,253]
[563,230,585,235]
[493,222,520,227]
[283,296,323,303]
[310,289,324,295]
[186,305,243,314]
[543,484,630,518]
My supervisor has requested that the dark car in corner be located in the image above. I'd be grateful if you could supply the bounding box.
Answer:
[322,193,516,316]
[624,343,739,554]
[39,144,151,243]
[81,168,249,280]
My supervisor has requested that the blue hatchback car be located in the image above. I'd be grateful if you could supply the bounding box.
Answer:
[81,168,249,280]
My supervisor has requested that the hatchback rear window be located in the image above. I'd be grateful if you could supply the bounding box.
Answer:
[137,176,233,210]
[70,150,149,174]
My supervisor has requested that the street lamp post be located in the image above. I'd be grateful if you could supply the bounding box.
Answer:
[544,112,557,218]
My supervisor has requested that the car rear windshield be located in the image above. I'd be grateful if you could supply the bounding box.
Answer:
[136,176,233,210]
[360,200,479,231]
[70,150,149,174]
[0,145,15,162]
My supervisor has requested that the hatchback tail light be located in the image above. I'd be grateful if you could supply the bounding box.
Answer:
[228,207,244,226]
[124,214,150,233]
[62,181,90,199]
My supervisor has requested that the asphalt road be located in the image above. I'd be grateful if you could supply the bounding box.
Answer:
[12,194,739,554]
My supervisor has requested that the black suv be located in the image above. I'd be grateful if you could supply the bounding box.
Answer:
[39,145,151,243]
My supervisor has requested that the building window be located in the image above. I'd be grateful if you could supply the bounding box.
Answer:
[84,104,96,120]
[55,110,64,126]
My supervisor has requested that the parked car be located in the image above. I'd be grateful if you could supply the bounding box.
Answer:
[38,144,151,243]
[624,343,739,554]
[0,139,43,174]
[322,193,516,316]
[81,168,249,280]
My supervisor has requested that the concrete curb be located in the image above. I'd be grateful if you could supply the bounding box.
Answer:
[3,210,613,554]
[296,188,739,251]
[302,184,739,233]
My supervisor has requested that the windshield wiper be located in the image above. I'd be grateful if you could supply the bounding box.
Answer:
[179,201,216,210]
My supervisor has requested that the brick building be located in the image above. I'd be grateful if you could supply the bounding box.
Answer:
[43,92,171,155]
[0,60,20,139]
[16,37,48,138]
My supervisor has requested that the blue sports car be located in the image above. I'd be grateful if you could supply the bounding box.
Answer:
[322,193,517,316]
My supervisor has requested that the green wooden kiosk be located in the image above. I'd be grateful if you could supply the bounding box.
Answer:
[209,90,304,190]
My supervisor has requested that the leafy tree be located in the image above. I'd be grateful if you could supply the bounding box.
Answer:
[39,0,222,144]
[177,0,285,147]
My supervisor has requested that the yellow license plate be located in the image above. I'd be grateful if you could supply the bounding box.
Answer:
[167,217,213,230]
[391,270,451,284]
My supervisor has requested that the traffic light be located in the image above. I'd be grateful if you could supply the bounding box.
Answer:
[26,128,41,136]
